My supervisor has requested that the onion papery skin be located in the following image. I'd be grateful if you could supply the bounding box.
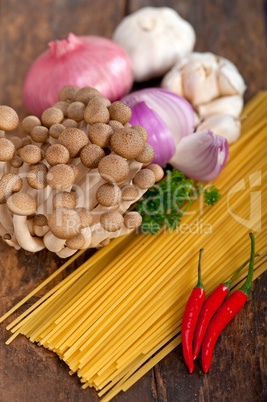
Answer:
[121,88,195,145]
[130,101,176,167]
[170,130,229,182]
[23,33,134,117]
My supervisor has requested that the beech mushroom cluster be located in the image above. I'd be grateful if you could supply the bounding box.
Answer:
[0,88,163,257]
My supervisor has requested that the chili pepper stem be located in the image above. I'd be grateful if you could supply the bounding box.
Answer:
[224,252,259,291]
[238,233,255,297]
[196,248,204,289]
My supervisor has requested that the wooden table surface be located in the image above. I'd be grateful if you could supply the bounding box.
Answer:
[0,1,266,401]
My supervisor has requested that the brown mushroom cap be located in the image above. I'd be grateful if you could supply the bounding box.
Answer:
[76,208,93,228]
[46,144,70,166]
[22,116,41,134]
[21,137,32,146]
[9,136,23,150]
[84,98,110,124]
[0,173,23,204]
[33,214,48,227]
[10,155,23,169]
[146,164,164,182]
[7,193,37,216]
[58,85,79,102]
[75,87,101,104]
[41,107,64,128]
[53,101,69,117]
[110,128,145,159]
[121,185,139,201]
[98,154,130,184]
[133,169,155,189]
[108,120,124,130]
[62,119,79,128]
[100,210,124,232]
[108,102,132,125]
[19,145,42,164]
[0,106,19,131]
[90,95,111,108]
[131,125,148,142]
[88,123,113,148]
[80,144,105,169]
[96,183,122,207]
[67,101,85,122]
[47,208,81,239]
[0,138,16,161]
[124,211,142,229]
[30,126,49,143]
[49,123,65,139]
[52,191,77,210]
[47,164,76,190]
[27,164,48,189]
[135,143,155,165]
[68,164,79,180]
[58,128,88,158]
[66,233,85,250]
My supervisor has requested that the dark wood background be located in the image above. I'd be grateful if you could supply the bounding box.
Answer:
[0,0,266,401]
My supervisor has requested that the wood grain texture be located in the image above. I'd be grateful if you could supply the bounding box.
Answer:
[0,0,266,401]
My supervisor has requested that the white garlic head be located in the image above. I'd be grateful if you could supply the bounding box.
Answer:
[162,52,246,108]
[113,7,195,82]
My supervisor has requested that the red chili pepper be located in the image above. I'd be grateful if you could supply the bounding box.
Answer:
[192,255,257,360]
[201,233,255,373]
[182,249,205,373]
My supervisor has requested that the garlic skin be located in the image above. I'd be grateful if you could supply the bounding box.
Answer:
[197,95,244,119]
[197,114,241,144]
[113,7,195,82]
[162,52,246,108]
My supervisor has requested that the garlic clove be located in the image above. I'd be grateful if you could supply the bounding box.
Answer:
[161,69,184,97]
[197,95,244,119]
[217,59,246,97]
[197,114,241,144]
[182,60,220,106]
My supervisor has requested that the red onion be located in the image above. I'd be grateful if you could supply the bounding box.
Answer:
[130,102,175,167]
[121,88,228,181]
[170,130,229,182]
[23,33,134,117]
[121,88,195,145]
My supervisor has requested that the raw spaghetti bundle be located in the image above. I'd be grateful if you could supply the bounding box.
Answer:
[1,92,266,401]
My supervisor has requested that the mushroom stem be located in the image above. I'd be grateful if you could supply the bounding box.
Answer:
[0,204,14,234]
[80,227,92,249]
[2,233,21,250]
[0,161,9,179]
[90,224,133,248]
[34,225,49,237]
[43,231,66,253]
[13,215,45,252]
[0,222,8,236]
[27,218,35,236]
[56,247,77,258]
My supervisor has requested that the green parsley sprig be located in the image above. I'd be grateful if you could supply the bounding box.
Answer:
[136,169,221,234]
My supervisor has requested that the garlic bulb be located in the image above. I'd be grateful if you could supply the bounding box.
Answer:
[197,114,241,144]
[113,7,195,82]
[162,52,246,109]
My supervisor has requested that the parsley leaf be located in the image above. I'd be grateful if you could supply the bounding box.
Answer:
[136,169,220,234]
[204,185,221,206]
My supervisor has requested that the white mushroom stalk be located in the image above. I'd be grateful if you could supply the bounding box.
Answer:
[0,86,162,257]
